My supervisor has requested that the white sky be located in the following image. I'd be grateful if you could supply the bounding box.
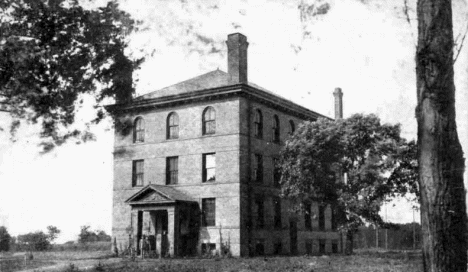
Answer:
[0,0,467,243]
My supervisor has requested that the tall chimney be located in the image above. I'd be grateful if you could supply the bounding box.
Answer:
[333,87,343,119]
[226,33,249,84]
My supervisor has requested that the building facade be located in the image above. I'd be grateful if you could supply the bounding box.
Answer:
[109,33,343,257]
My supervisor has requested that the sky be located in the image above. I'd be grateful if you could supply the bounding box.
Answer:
[0,0,467,243]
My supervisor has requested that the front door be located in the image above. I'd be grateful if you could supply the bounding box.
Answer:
[154,210,168,257]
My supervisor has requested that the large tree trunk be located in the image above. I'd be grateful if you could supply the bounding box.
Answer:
[416,0,467,271]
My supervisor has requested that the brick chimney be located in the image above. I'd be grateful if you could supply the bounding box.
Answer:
[333,88,343,119]
[226,33,249,84]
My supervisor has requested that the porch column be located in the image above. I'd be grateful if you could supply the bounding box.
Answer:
[130,210,138,249]
[167,207,178,256]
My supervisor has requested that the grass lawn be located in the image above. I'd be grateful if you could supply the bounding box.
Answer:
[0,258,55,272]
[63,251,421,272]
[0,250,113,272]
[0,250,422,272]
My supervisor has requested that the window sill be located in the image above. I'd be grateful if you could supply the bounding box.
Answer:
[132,141,146,145]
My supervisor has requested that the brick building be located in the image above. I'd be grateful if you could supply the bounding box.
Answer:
[108,33,343,257]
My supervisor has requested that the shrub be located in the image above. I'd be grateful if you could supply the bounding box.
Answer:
[17,231,50,251]
[78,226,111,243]
[0,226,11,251]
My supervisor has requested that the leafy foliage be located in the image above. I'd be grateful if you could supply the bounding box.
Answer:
[0,0,143,152]
[78,226,111,243]
[46,225,61,243]
[279,114,418,233]
[17,231,51,251]
[0,226,11,251]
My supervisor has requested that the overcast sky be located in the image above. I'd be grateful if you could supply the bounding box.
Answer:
[0,0,467,243]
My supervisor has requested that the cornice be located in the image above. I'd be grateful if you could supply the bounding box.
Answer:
[105,84,332,121]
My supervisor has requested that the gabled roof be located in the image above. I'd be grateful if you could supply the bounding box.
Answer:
[125,184,196,205]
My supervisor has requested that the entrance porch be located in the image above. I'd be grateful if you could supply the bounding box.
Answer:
[125,185,199,257]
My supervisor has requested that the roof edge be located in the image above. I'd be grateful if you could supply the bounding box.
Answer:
[106,84,332,121]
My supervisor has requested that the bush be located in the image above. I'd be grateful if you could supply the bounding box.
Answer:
[78,226,111,243]
[0,226,11,251]
[17,231,50,251]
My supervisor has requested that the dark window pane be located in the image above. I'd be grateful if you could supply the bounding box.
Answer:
[319,205,325,231]
[304,203,312,230]
[134,118,145,143]
[254,110,263,138]
[255,240,265,256]
[202,198,216,226]
[319,239,326,254]
[166,157,178,185]
[256,197,264,229]
[167,113,179,139]
[132,160,144,187]
[272,115,280,143]
[289,120,295,135]
[274,198,282,229]
[305,241,313,254]
[332,242,338,253]
[273,158,281,187]
[274,241,282,255]
[203,107,216,135]
[203,153,216,182]
[254,154,263,182]
[331,206,337,231]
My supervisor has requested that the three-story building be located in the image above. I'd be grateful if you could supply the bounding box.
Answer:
[108,33,343,257]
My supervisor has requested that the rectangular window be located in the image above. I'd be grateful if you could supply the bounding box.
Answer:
[319,239,326,254]
[255,239,265,256]
[202,153,216,182]
[273,158,281,187]
[274,198,282,229]
[273,240,282,255]
[166,157,178,185]
[255,197,264,229]
[319,205,326,231]
[332,241,338,253]
[253,154,263,183]
[305,240,313,254]
[132,160,144,187]
[202,198,216,227]
[304,203,312,230]
[331,206,337,231]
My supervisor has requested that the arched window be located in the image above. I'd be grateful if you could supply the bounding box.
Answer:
[202,107,216,135]
[133,117,145,143]
[289,120,295,135]
[167,112,179,139]
[272,115,280,143]
[254,109,263,138]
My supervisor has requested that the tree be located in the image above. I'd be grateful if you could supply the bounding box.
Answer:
[0,0,143,152]
[46,225,60,243]
[17,231,50,251]
[279,114,416,254]
[415,0,467,271]
[78,226,111,243]
[78,225,93,243]
[0,226,11,252]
